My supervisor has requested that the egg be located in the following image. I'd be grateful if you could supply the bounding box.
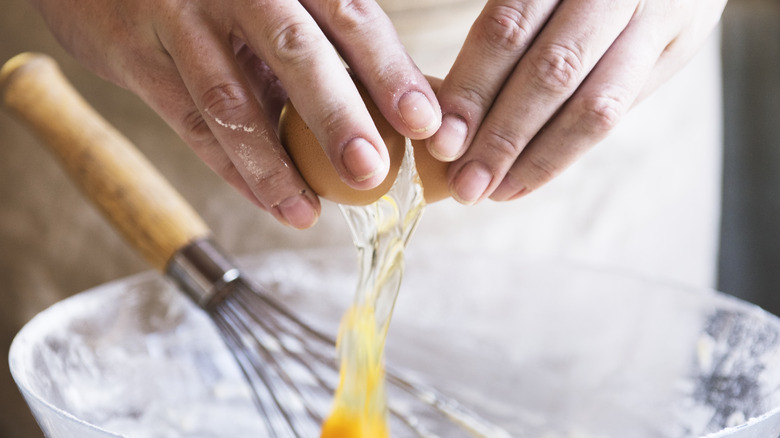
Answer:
[278,76,449,205]
[319,305,390,438]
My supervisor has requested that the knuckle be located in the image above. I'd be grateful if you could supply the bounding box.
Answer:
[326,0,376,31]
[268,20,319,66]
[481,125,524,161]
[200,81,254,125]
[529,43,585,95]
[525,152,560,183]
[577,92,626,135]
[449,76,494,112]
[180,108,216,147]
[180,109,232,172]
[254,162,287,187]
[317,101,352,140]
[477,3,535,54]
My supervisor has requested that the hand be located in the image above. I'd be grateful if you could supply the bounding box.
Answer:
[427,0,727,204]
[31,0,441,228]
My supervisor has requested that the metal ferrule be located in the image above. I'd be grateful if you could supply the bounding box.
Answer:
[166,237,241,309]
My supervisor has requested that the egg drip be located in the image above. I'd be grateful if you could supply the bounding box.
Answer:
[320,137,426,438]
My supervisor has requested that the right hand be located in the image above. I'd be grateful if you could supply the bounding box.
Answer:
[31,0,441,229]
[427,0,726,205]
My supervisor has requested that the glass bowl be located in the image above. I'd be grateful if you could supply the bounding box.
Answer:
[10,247,780,437]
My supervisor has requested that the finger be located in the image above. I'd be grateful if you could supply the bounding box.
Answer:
[300,0,441,139]
[234,44,288,129]
[232,2,391,190]
[637,0,727,104]
[120,49,268,212]
[490,15,669,201]
[448,0,639,205]
[157,19,321,229]
[428,0,558,161]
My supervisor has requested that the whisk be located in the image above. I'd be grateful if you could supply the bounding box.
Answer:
[1,53,512,437]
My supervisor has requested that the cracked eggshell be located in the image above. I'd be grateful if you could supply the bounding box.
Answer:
[279,76,449,206]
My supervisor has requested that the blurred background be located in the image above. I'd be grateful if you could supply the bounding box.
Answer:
[0,0,778,437]
[718,0,780,315]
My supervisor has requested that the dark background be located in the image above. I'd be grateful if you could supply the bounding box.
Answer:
[718,0,780,316]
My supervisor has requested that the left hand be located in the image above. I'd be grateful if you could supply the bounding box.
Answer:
[426,0,728,204]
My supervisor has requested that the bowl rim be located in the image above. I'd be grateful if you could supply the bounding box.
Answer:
[9,248,780,437]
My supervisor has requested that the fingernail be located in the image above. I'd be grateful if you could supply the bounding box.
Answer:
[428,114,468,161]
[490,173,527,201]
[276,192,319,229]
[450,161,493,205]
[398,91,438,133]
[342,137,386,183]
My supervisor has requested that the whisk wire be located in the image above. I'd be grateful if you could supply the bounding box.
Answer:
[213,292,325,437]
[167,237,514,438]
[211,315,281,437]
[230,285,340,396]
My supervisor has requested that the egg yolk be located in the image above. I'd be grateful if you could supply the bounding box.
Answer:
[321,134,426,438]
[320,306,390,438]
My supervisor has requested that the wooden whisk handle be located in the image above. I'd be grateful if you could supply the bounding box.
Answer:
[0,53,211,272]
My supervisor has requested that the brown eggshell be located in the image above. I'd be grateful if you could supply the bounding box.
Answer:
[279,76,449,205]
